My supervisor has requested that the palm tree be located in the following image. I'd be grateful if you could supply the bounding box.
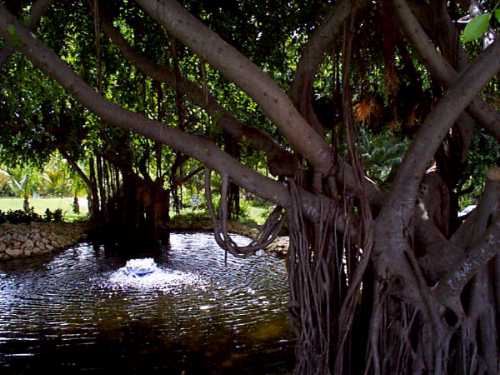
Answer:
[39,155,73,197]
[0,166,40,211]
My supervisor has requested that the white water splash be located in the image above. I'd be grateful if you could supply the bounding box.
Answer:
[109,258,206,291]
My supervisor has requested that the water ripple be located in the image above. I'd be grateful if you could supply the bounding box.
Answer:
[0,232,293,373]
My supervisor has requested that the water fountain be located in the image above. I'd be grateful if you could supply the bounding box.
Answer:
[109,257,205,291]
[0,233,293,373]
[122,258,159,277]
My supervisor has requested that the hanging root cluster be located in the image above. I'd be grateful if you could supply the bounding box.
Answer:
[286,170,379,375]
[204,169,284,257]
[206,165,499,375]
[287,180,338,375]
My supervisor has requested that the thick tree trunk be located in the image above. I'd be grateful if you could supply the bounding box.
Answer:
[101,170,170,245]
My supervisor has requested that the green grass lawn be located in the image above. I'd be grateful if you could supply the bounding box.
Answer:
[244,205,272,225]
[0,196,270,225]
[0,197,88,221]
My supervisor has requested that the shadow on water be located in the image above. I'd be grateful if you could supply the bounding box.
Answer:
[0,233,294,374]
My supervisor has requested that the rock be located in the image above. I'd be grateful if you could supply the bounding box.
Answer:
[32,247,43,254]
[6,248,23,257]
[0,222,87,261]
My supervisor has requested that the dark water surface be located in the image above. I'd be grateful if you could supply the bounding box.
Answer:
[0,233,294,374]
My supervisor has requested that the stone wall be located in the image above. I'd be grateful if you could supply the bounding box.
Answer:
[0,223,87,261]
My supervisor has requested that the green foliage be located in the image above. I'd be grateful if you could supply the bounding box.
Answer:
[0,165,40,201]
[0,208,42,224]
[0,153,81,199]
[0,197,88,222]
[358,128,410,187]
[38,154,73,197]
[0,171,15,196]
[0,0,497,233]
[44,208,63,223]
[0,207,65,225]
[459,130,500,207]
[461,13,492,42]
[239,200,272,226]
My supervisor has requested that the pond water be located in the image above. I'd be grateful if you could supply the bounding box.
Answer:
[0,233,294,374]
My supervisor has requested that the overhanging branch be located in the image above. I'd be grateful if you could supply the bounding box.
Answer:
[0,0,53,68]
[98,10,298,175]
[0,4,336,225]
[290,0,364,103]
[135,0,334,174]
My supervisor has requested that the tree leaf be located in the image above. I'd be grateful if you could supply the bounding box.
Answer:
[461,13,492,43]
[495,9,500,23]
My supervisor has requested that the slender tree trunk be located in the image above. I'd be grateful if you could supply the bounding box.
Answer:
[23,194,30,212]
[95,154,107,220]
[223,131,240,219]
[88,156,100,222]
[73,191,80,214]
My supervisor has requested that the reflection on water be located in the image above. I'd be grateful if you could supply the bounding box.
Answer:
[0,233,293,374]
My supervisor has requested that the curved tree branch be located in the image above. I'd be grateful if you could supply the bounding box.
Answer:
[0,4,339,226]
[381,37,500,226]
[435,168,500,305]
[0,5,282,203]
[434,215,500,306]
[394,0,500,141]
[98,12,298,175]
[57,147,92,190]
[0,0,53,68]
[134,0,334,174]
[289,0,359,136]
[373,35,500,305]
[290,0,363,103]
[100,2,388,216]
[100,7,387,206]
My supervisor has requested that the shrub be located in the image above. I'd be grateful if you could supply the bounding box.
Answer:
[0,208,42,224]
[44,208,53,222]
[0,208,65,225]
[44,208,63,223]
[52,209,63,223]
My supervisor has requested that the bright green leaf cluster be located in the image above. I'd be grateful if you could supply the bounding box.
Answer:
[461,13,492,43]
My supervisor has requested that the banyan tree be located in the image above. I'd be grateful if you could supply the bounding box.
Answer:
[0,0,499,373]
